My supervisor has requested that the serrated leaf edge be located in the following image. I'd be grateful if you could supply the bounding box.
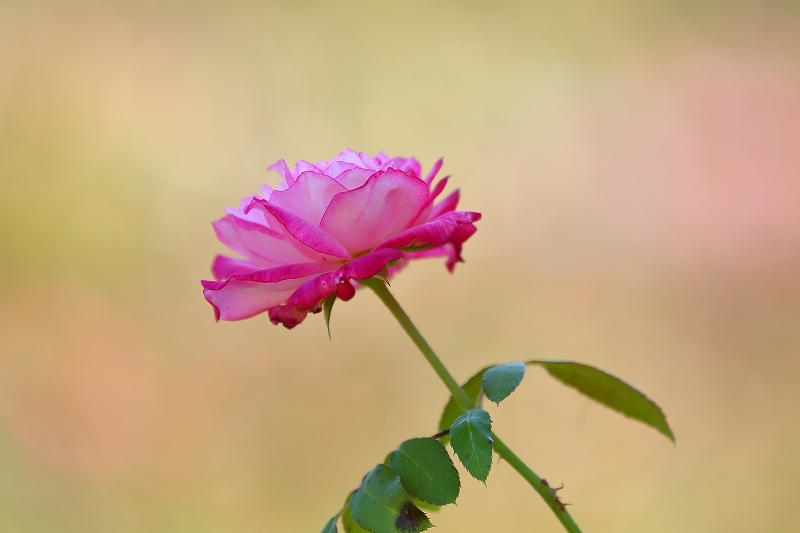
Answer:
[390,439,460,506]
[449,409,493,483]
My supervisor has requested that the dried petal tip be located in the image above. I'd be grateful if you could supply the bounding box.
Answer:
[335,280,356,301]
[268,305,309,330]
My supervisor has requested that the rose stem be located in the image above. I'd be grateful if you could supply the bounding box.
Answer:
[363,279,583,533]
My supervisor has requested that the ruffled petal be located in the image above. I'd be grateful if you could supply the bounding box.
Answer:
[246,199,351,260]
[446,222,478,271]
[295,159,324,176]
[360,150,383,169]
[287,249,403,307]
[268,171,347,226]
[387,157,421,179]
[319,170,430,255]
[212,214,313,268]
[202,262,338,321]
[334,167,376,190]
[211,254,261,280]
[266,159,295,189]
[424,158,444,185]
[321,161,359,179]
[429,189,461,220]
[373,211,481,251]
[330,148,365,167]
[411,176,450,227]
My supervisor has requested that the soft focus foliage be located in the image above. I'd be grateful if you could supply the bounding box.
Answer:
[1,1,800,532]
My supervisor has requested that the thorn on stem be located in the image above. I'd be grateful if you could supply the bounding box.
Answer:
[540,479,571,510]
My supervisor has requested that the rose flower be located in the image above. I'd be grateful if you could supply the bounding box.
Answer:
[202,149,481,328]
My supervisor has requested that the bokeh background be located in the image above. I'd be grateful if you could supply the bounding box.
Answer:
[1,1,799,531]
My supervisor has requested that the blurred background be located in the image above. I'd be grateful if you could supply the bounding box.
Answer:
[1,1,799,531]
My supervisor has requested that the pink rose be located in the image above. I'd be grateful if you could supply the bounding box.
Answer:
[202,149,481,328]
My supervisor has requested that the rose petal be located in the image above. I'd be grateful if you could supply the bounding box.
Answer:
[360,150,382,167]
[429,189,461,220]
[374,211,481,251]
[387,157,421,178]
[322,161,359,179]
[202,262,338,321]
[446,222,478,271]
[330,148,365,167]
[334,167,376,190]
[295,159,324,176]
[287,249,403,307]
[213,214,314,268]
[412,175,450,227]
[268,304,310,329]
[266,159,296,189]
[319,170,430,255]
[211,254,260,280]
[268,171,347,226]
[425,157,444,185]
[247,199,351,260]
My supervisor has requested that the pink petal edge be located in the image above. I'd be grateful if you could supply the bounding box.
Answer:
[287,249,403,307]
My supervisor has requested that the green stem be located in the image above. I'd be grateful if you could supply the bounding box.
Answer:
[364,279,583,533]
[361,279,472,411]
[492,434,583,532]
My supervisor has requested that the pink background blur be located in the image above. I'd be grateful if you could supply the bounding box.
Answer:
[1,1,799,531]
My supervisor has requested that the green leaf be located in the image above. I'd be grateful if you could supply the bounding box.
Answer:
[481,362,526,404]
[342,492,369,533]
[350,464,432,533]
[528,360,675,442]
[389,438,460,506]
[321,516,338,533]
[410,497,440,513]
[438,368,489,441]
[449,409,493,482]
[323,294,336,339]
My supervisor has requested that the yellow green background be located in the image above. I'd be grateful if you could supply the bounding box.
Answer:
[1,1,799,531]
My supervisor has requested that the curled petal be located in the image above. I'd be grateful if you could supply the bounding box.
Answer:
[429,189,461,220]
[288,249,403,307]
[412,175,450,227]
[202,262,338,321]
[295,160,325,177]
[268,304,310,329]
[247,199,351,260]
[332,148,366,167]
[374,211,481,251]
[447,222,478,271]
[384,156,421,178]
[266,159,295,189]
[424,157,444,185]
[211,254,260,280]
[335,280,356,301]
[334,167,376,190]
[213,214,311,268]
